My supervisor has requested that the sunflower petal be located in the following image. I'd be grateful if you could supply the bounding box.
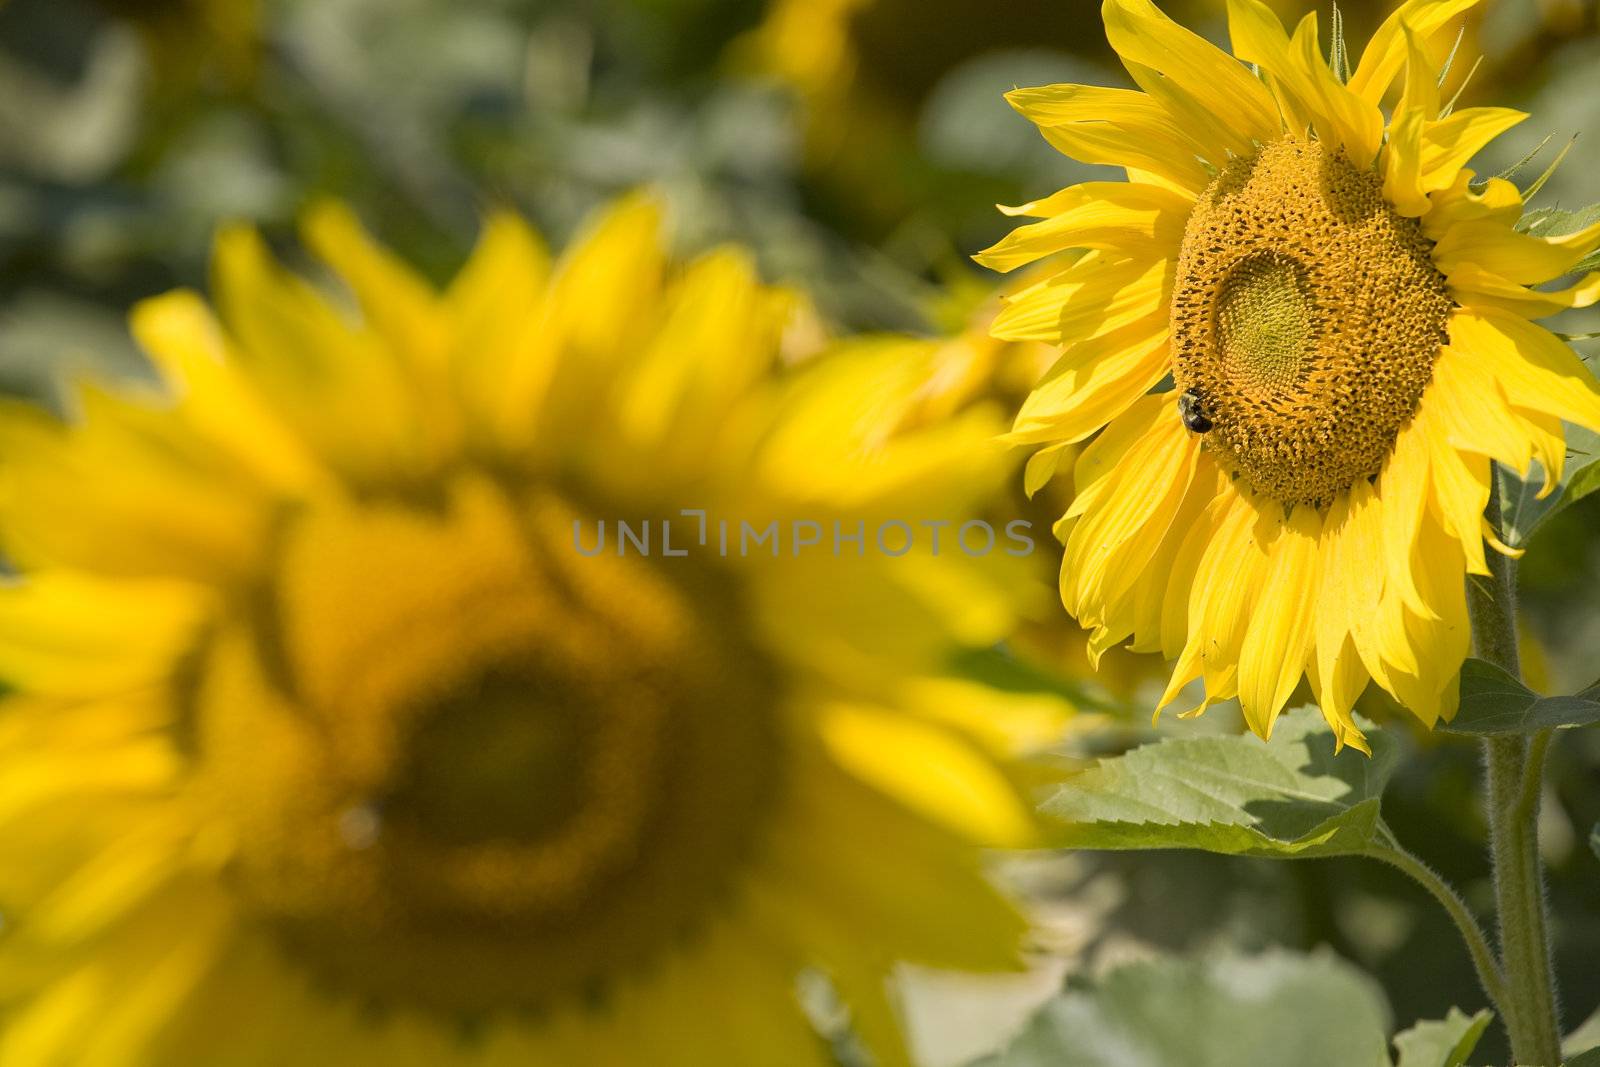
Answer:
[1007,84,1215,193]
[1236,503,1322,739]
[1349,0,1485,104]
[1101,0,1281,151]
[975,183,1191,273]
[1227,1,1383,163]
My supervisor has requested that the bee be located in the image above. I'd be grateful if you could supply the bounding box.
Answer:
[1177,389,1213,434]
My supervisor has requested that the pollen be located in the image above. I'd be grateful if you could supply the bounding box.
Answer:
[1170,139,1453,507]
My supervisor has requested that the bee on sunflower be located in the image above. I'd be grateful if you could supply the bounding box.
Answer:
[980,0,1600,753]
[0,197,1046,1064]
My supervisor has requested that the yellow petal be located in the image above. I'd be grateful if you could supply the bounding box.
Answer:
[616,247,790,462]
[211,225,428,484]
[0,573,204,696]
[1419,107,1529,192]
[1414,397,1492,576]
[1159,464,1231,659]
[129,291,323,494]
[1385,514,1472,725]
[818,703,1036,848]
[764,755,1028,972]
[1306,636,1372,755]
[1383,107,1430,218]
[1380,26,1439,216]
[1427,343,1535,477]
[1349,0,1485,104]
[1433,218,1600,286]
[1010,316,1169,445]
[1006,83,1215,193]
[1101,0,1281,151]
[506,193,669,448]
[1449,264,1600,318]
[1061,411,1198,633]
[975,182,1191,273]
[1236,503,1322,739]
[990,255,1172,345]
[1160,489,1266,712]
[1022,441,1074,497]
[1423,171,1524,238]
[1128,459,1223,653]
[1335,479,1391,689]
[1448,307,1600,431]
[300,200,447,375]
[445,212,554,440]
[0,390,273,580]
[1227,1,1383,163]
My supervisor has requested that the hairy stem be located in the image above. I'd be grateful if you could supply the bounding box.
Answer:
[1469,482,1562,1066]
[1369,837,1506,1012]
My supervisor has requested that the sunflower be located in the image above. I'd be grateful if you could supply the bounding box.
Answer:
[977,0,1600,753]
[0,196,1044,1064]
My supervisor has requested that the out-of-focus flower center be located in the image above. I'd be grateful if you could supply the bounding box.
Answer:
[191,486,785,1017]
[1170,138,1453,508]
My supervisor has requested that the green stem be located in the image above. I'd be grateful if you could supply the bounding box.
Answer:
[1368,837,1506,1012]
[1469,482,1563,1066]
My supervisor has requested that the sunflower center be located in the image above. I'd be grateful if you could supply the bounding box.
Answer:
[1215,252,1315,391]
[194,487,785,1017]
[1170,139,1453,507]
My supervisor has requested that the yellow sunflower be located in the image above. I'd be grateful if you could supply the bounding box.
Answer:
[0,196,1043,1064]
[978,0,1600,753]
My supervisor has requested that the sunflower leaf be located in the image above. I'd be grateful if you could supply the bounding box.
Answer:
[1438,658,1600,735]
[966,950,1393,1067]
[1040,707,1397,859]
[1518,201,1600,237]
[1494,425,1600,547]
[1392,1008,1492,1067]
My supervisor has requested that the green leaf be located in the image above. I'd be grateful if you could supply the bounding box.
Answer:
[1438,659,1600,735]
[1591,822,1600,863]
[1040,707,1398,859]
[968,950,1393,1067]
[1393,1008,1492,1067]
[1517,201,1600,238]
[1495,426,1600,548]
[1566,1050,1600,1066]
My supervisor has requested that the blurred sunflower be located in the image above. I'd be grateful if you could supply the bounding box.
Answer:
[888,280,1168,705]
[0,196,1044,1063]
[979,0,1600,753]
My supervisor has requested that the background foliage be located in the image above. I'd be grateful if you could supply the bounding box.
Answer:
[1,0,1598,1063]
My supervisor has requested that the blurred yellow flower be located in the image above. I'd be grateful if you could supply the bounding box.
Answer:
[0,196,1042,1063]
[980,0,1600,752]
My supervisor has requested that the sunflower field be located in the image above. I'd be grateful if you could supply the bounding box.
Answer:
[1,0,1599,1064]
